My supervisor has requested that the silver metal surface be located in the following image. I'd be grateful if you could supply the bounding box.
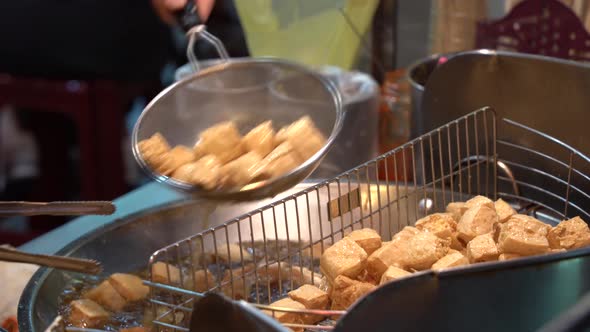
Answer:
[0,247,102,274]
[133,46,345,201]
[146,107,590,331]
[0,201,115,217]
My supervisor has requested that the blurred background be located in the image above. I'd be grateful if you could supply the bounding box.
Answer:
[1,0,589,246]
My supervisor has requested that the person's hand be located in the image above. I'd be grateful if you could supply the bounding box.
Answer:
[152,0,215,25]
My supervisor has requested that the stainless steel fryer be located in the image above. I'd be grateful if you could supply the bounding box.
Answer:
[145,107,590,331]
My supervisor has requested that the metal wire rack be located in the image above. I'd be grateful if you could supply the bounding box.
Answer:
[145,107,590,331]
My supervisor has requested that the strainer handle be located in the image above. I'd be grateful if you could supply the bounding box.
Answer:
[173,2,230,73]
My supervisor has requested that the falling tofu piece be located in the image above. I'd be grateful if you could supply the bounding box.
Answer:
[264,298,306,326]
[216,243,253,264]
[366,240,409,279]
[404,231,450,270]
[189,269,216,293]
[379,266,412,284]
[495,198,517,223]
[498,253,521,261]
[255,262,322,287]
[221,266,254,300]
[457,205,499,243]
[138,133,170,162]
[465,195,494,209]
[547,216,590,250]
[497,215,550,256]
[346,228,382,255]
[275,116,326,161]
[251,141,302,181]
[193,121,245,164]
[288,284,330,324]
[330,275,375,311]
[172,155,223,190]
[415,213,457,242]
[69,299,109,328]
[220,151,263,188]
[446,202,468,222]
[151,262,181,285]
[431,250,469,270]
[243,121,276,157]
[301,241,327,261]
[84,280,127,312]
[108,273,149,302]
[466,233,499,263]
[320,237,368,282]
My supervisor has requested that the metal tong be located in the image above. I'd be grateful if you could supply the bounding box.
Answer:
[0,247,102,274]
[0,201,115,217]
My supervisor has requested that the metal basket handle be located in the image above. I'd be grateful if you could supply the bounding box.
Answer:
[173,2,230,73]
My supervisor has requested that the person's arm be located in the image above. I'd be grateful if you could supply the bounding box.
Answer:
[152,0,215,24]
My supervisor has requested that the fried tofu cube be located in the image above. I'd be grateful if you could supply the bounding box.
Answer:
[547,216,590,250]
[193,121,245,163]
[320,237,368,282]
[367,241,408,279]
[415,213,457,241]
[497,215,550,255]
[191,269,216,293]
[465,195,494,209]
[108,273,149,302]
[220,151,263,187]
[466,233,499,263]
[151,262,181,285]
[84,280,127,312]
[391,226,420,243]
[289,284,329,310]
[330,275,375,311]
[138,133,170,172]
[379,266,412,284]
[216,243,253,264]
[275,116,326,161]
[498,253,521,261]
[69,299,109,328]
[446,202,468,221]
[251,141,302,181]
[404,231,450,270]
[457,205,499,243]
[495,199,516,223]
[264,298,306,325]
[431,250,469,270]
[221,264,255,300]
[243,121,276,157]
[172,154,223,190]
[346,228,382,255]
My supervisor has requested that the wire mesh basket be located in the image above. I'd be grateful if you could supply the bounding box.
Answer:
[145,107,590,331]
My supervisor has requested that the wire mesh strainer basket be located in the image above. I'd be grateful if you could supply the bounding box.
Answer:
[144,107,590,331]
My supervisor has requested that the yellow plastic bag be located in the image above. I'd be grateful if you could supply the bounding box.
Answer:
[233,0,379,70]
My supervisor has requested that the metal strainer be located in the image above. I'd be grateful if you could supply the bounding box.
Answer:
[132,3,344,201]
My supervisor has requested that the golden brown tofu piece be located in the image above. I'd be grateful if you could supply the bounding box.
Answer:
[466,233,499,263]
[415,213,457,242]
[320,237,368,282]
[288,284,329,309]
[193,121,245,163]
[172,154,223,190]
[108,273,149,302]
[495,198,516,223]
[497,215,550,255]
[347,228,382,255]
[446,202,468,221]
[221,264,255,300]
[379,266,412,284]
[216,243,253,264]
[431,250,469,270]
[404,231,450,270]
[275,116,326,161]
[151,262,181,285]
[330,275,375,311]
[264,298,306,325]
[256,262,322,288]
[547,216,590,250]
[457,205,499,243]
[84,280,127,312]
[391,226,420,243]
[367,241,408,279]
[465,195,494,210]
[243,120,276,157]
[138,133,170,167]
[188,269,216,293]
[220,151,263,187]
[498,253,521,261]
[251,141,302,181]
[69,299,109,328]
